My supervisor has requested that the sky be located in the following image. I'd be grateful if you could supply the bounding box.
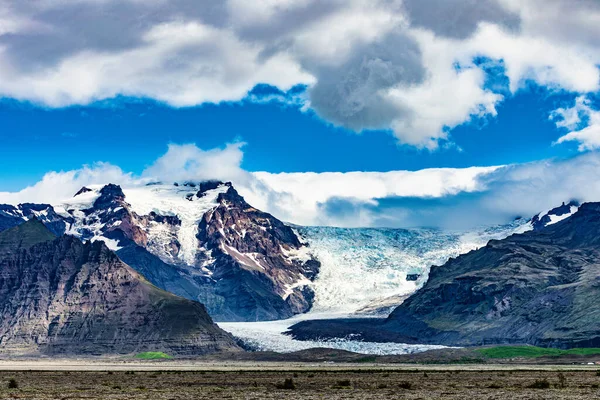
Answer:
[1,0,600,229]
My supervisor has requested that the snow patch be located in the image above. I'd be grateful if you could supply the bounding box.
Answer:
[123,183,229,266]
[91,236,122,251]
[547,205,579,226]
[283,274,311,300]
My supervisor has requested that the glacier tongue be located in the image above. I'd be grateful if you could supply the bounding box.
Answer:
[297,219,531,316]
[220,219,532,354]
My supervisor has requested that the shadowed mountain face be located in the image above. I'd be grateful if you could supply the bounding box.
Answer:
[0,220,240,355]
[290,203,600,349]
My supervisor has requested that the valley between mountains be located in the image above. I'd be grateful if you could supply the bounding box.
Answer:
[0,180,593,356]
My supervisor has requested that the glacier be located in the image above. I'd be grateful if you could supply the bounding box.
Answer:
[50,181,534,354]
[220,218,532,354]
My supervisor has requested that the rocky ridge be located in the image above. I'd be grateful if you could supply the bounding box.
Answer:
[0,220,239,355]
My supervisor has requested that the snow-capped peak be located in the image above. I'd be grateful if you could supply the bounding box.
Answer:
[531,200,580,231]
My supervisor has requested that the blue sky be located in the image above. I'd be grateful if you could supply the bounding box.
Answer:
[0,0,599,228]
[0,84,582,192]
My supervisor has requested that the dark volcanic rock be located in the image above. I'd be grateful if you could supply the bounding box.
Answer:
[0,205,23,232]
[0,220,240,356]
[290,202,600,349]
[74,187,92,197]
[196,181,225,198]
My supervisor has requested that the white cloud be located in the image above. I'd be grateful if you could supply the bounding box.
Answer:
[0,142,249,205]
[552,96,600,151]
[3,143,600,230]
[0,163,134,205]
[248,167,498,226]
[0,0,598,149]
[142,142,250,184]
[387,29,504,148]
[468,23,600,93]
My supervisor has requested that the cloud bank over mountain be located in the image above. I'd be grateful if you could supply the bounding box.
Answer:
[2,143,600,230]
[0,0,598,149]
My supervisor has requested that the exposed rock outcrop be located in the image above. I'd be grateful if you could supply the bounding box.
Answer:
[0,220,240,355]
[194,184,320,321]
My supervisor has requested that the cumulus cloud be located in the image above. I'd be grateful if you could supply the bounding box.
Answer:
[552,96,600,151]
[0,0,598,148]
[0,163,134,205]
[142,142,250,184]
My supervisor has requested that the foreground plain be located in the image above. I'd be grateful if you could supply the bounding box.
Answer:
[0,367,600,399]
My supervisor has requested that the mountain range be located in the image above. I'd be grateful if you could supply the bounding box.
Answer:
[1,179,597,354]
[0,182,320,322]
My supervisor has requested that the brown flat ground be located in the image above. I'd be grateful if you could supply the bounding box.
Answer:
[0,367,599,399]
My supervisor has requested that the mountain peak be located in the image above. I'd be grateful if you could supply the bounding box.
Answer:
[196,181,230,198]
[74,186,92,197]
[531,200,580,231]
[94,184,125,206]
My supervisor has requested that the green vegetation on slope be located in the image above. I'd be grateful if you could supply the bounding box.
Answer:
[134,352,173,360]
[0,219,55,253]
[477,346,600,359]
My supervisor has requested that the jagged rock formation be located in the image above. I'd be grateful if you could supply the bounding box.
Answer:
[194,184,320,321]
[0,181,320,322]
[0,220,239,355]
[0,203,68,235]
[290,202,600,349]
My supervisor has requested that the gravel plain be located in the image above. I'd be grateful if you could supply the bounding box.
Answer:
[0,362,599,399]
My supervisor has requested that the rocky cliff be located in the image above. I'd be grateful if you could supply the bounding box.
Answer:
[194,184,320,321]
[0,219,240,355]
[290,202,600,349]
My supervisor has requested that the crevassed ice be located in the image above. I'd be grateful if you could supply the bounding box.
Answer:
[297,218,531,315]
[220,219,531,355]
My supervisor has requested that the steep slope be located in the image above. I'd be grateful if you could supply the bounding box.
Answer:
[291,202,600,348]
[0,217,56,253]
[0,220,239,355]
[195,184,320,321]
[54,182,320,322]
